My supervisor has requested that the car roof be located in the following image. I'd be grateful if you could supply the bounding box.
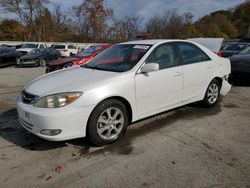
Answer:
[119,39,183,45]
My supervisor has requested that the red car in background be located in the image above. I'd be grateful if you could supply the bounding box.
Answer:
[46,44,111,73]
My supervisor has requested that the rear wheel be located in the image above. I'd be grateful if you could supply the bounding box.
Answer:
[87,99,129,146]
[202,79,220,107]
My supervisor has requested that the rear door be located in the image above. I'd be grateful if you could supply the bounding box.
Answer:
[176,42,214,103]
[135,42,183,117]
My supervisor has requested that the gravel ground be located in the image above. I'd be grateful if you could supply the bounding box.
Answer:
[0,67,250,188]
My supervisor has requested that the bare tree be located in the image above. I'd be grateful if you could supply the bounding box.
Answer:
[75,0,113,42]
[0,0,49,40]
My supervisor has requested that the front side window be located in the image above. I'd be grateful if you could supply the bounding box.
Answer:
[145,43,178,69]
[83,44,151,72]
[178,42,210,64]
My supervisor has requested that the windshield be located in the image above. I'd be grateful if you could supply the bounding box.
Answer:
[28,48,45,55]
[83,44,151,72]
[76,46,103,58]
[222,43,246,51]
[239,46,250,55]
[22,44,39,48]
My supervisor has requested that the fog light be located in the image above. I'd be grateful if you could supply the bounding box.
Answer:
[40,129,62,136]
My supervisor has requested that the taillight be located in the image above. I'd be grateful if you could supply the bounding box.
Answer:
[217,51,222,57]
[63,49,68,52]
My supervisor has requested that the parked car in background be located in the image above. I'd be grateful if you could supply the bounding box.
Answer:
[46,44,111,73]
[230,46,250,76]
[18,48,62,67]
[16,43,47,56]
[0,44,16,49]
[135,34,152,40]
[17,40,231,146]
[218,42,249,57]
[51,44,78,57]
[0,47,22,67]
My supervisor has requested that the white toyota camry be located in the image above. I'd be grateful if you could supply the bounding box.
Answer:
[16,40,231,146]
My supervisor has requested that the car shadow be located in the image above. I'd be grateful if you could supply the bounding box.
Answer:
[229,75,250,87]
[0,102,222,153]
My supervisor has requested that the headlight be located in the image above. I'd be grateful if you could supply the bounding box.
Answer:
[34,92,82,108]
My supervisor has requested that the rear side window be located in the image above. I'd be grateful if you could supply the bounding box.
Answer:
[178,42,210,65]
[68,45,76,49]
[52,45,65,49]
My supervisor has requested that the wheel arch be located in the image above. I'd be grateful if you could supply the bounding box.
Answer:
[213,77,223,89]
[87,96,133,126]
[201,76,223,100]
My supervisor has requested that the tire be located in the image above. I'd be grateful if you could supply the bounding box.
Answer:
[16,57,20,67]
[39,59,46,67]
[87,99,129,146]
[202,79,220,107]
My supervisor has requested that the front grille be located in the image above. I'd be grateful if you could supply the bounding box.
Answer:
[22,91,39,104]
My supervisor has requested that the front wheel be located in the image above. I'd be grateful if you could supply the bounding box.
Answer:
[87,99,129,146]
[202,79,220,107]
[16,57,20,67]
[39,59,46,67]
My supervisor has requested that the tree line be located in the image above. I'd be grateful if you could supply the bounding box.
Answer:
[0,0,249,43]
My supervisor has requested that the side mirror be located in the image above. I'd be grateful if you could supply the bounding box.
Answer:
[140,63,159,73]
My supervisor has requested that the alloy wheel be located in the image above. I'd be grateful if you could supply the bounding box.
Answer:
[207,83,219,104]
[96,107,124,140]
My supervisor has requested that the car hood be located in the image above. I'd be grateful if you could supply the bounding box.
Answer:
[21,53,42,60]
[48,57,80,66]
[24,67,122,96]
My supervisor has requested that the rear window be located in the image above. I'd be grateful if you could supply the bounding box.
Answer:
[52,45,65,49]
[68,45,76,49]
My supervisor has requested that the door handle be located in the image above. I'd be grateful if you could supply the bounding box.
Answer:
[174,72,182,77]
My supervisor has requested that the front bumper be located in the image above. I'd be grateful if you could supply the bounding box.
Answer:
[16,95,95,141]
[20,60,39,66]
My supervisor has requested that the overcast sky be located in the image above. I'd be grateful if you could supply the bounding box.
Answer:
[49,0,246,20]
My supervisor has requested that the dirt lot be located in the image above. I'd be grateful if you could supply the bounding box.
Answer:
[0,67,250,188]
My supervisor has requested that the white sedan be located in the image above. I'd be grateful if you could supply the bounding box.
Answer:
[16,40,231,146]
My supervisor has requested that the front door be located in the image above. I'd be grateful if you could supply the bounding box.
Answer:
[135,43,183,118]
